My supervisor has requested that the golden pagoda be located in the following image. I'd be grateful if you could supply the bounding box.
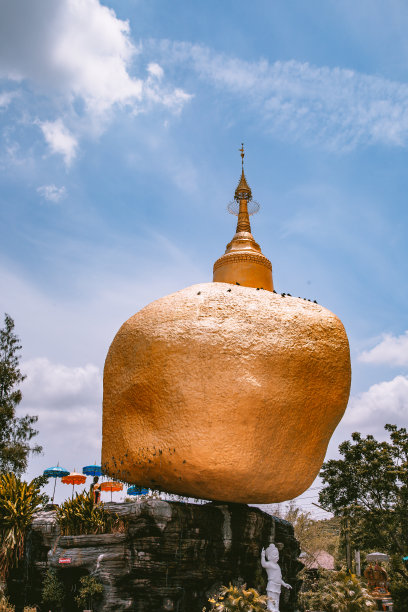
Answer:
[102,145,351,504]
[213,144,273,291]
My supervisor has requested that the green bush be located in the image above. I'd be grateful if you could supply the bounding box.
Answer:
[41,568,64,611]
[56,490,124,535]
[0,473,47,579]
[300,569,376,611]
[205,584,268,611]
[74,575,103,610]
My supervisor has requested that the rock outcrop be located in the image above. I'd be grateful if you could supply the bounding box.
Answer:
[103,282,351,503]
[15,500,302,612]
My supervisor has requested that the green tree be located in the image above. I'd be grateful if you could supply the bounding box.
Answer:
[0,473,47,580]
[319,425,408,594]
[41,569,65,611]
[0,314,41,475]
[284,501,340,568]
[74,575,103,611]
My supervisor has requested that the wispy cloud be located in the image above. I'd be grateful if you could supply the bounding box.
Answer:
[37,184,67,203]
[359,330,408,367]
[38,119,78,166]
[0,90,18,109]
[154,41,408,150]
[0,0,191,163]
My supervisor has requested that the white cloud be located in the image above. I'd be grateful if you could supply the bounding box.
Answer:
[0,0,191,162]
[359,331,408,367]
[37,184,67,203]
[18,358,102,494]
[147,62,164,80]
[21,358,102,410]
[39,119,78,166]
[343,375,408,429]
[155,41,408,150]
[0,90,18,109]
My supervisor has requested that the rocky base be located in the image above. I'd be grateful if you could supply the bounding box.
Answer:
[12,500,302,611]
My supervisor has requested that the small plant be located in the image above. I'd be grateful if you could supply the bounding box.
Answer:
[205,584,268,611]
[74,575,103,611]
[0,594,14,612]
[57,490,124,535]
[300,569,376,611]
[0,473,47,579]
[41,568,65,611]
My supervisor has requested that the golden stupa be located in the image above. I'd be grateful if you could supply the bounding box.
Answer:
[213,145,273,291]
[102,147,351,503]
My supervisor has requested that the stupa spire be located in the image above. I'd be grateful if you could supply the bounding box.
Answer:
[213,145,274,291]
[235,144,252,234]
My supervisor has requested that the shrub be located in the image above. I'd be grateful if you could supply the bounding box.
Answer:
[205,584,268,611]
[0,594,14,611]
[74,575,103,610]
[41,569,65,611]
[56,490,124,535]
[299,569,376,611]
[0,473,47,579]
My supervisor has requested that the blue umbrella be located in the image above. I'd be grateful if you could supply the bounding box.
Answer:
[127,485,149,496]
[43,466,70,503]
[82,465,103,477]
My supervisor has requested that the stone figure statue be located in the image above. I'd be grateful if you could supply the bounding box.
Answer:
[261,544,292,612]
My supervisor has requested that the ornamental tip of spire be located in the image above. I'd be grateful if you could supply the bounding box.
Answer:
[235,143,252,201]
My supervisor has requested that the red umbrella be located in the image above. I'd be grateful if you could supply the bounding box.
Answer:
[100,480,123,501]
[61,471,86,498]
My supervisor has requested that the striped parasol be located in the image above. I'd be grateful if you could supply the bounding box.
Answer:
[61,471,86,498]
[100,480,123,501]
[43,465,70,503]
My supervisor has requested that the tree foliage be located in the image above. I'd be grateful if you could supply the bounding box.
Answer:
[57,490,124,535]
[0,472,47,579]
[319,425,408,590]
[74,575,103,611]
[0,314,41,475]
[41,569,65,611]
[299,569,375,611]
[283,501,340,569]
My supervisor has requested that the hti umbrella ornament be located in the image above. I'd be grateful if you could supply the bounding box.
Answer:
[100,480,123,501]
[43,465,70,503]
[61,471,86,498]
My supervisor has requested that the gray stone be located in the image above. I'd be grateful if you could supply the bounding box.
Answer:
[18,500,302,611]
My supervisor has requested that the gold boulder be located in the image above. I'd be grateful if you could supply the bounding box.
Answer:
[102,282,351,503]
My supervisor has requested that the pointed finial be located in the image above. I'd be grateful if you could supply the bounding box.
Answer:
[239,143,245,168]
[235,143,252,202]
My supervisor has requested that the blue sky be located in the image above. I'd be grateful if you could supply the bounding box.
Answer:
[0,0,407,510]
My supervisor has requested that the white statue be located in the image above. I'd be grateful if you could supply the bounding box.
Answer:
[261,543,292,612]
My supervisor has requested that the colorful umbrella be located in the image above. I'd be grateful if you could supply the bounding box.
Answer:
[82,465,103,477]
[43,466,70,503]
[100,480,123,501]
[61,471,87,498]
[127,485,149,496]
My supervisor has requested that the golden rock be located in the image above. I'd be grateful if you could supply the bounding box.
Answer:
[102,283,351,503]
